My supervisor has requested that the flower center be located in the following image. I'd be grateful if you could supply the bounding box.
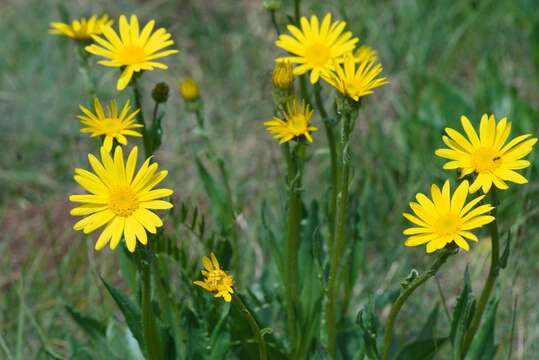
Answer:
[304,43,330,67]
[435,212,461,236]
[101,118,123,135]
[288,114,308,134]
[207,270,231,290]
[471,147,501,172]
[109,186,139,217]
[118,45,147,65]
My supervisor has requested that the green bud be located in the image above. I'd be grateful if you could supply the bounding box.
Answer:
[152,82,169,103]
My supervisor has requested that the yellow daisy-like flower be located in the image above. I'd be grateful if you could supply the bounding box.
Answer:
[435,115,537,193]
[49,15,112,40]
[194,253,234,302]
[69,146,174,252]
[85,14,179,90]
[322,53,388,101]
[264,99,317,144]
[78,98,143,152]
[354,45,378,63]
[403,180,495,253]
[275,13,358,84]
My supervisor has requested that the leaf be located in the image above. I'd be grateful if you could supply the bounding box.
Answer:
[356,300,380,359]
[65,305,106,342]
[100,277,144,350]
[499,231,511,269]
[450,267,475,360]
[105,321,145,360]
[417,304,440,341]
[396,337,448,360]
[466,294,500,360]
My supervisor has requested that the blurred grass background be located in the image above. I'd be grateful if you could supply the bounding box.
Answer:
[1,0,538,358]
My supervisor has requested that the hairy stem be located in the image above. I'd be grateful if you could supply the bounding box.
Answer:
[461,188,500,356]
[381,249,455,360]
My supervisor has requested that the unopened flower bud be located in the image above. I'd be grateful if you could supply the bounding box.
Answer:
[272,61,294,90]
[179,78,199,102]
[152,82,169,103]
[263,0,281,11]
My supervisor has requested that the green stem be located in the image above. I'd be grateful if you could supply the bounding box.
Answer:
[76,45,96,98]
[294,0,301,24]
[461,188,500,356]
[233,294,268,360]
[325,109,352,358]
[132,76,151,157]
[381,249,455,360]
[270,10,280,35]
[136,250,163,360]
[284,142,304,349]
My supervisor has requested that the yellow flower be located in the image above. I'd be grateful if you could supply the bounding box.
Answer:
[403,180,494,253]
[264,99,317,144]
[272,61,294,90]
[85,15,179,90]
[49,15,112,40]
[354,45,378,63]
[435,115,537,193]
[275,13,358,84]
[322,53,388,101]
[69,146,173,252]
[78,98,143,152]
[179,78,199,101]
[194,253,234,302]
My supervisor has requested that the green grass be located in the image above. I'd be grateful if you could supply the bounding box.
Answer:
[1,0,539,358]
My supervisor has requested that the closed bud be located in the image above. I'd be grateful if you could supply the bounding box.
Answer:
[272,61,294,90]
[152,82,169,103]
[179,78,199,102]
[263,0,281,11]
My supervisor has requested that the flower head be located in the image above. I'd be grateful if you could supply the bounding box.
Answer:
[78,98,143,152]
[194,253,234,302]
[49,15,112,40]
[435,115,537,193]
[322,53,388,101]
[272,61,295,90]
[69,146,173,252]
[264,99,317,144]
[275,13,358,84]
[403,180,494,253]
[354,45,378,63]
[179,78,199,102]
[85,15,179,90]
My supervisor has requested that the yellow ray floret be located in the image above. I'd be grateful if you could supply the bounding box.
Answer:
[78,97,143,151]
[275,13,358,84]
[435,114,537,193]
[403,180,495,253]
[264,99,317,144]
[322,53,388,101]
[69,146,173,252]
[193,253,234,302]
[85,14,179,90]
[354,45,378,63]
[49,15,112,40]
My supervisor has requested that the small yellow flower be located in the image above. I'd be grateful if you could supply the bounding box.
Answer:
[403,180,495,253]
[435,115,537,193]
[179,78,199,101]
[69,146,173,252]
[264,99,317,144]
[85,15,179,90]
[49,15,112,40]
[354,45,378,63]
[275,13,358,84]
[78,98,143,152]
[272,61,294,90]
[194,253,234,302]
[322,53,388,101]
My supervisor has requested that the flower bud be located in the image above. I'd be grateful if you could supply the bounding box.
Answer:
[179,78,199,102]
[152,82,169,103]
[272,61,294,90]
[263,0,281,11]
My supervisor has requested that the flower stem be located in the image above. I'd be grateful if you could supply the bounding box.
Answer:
[461,188,500,356]
[76,45,96,98]
[284,142,304,349]
[132,76,151,157]
[233,294,268,360]
[270,10,280,35]
[294,0,301,24]
[381,248,455,360]
[325,107,354,358]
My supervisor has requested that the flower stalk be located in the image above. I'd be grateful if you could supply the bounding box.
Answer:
[131,76,152,157]
[461,188,500,356]
[381,247,455,360]
[234,294,268,360]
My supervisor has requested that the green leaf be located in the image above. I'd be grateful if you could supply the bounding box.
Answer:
[105,321,144,360]
[499,231,511,269]
[356,300,380,359]
[396,337,448,360]
[65,305,106,342]
[195,157,228,226]
[450,267,475,360]
[417,304,440,341]
[466,294,500,360]
[100,277,144,350]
